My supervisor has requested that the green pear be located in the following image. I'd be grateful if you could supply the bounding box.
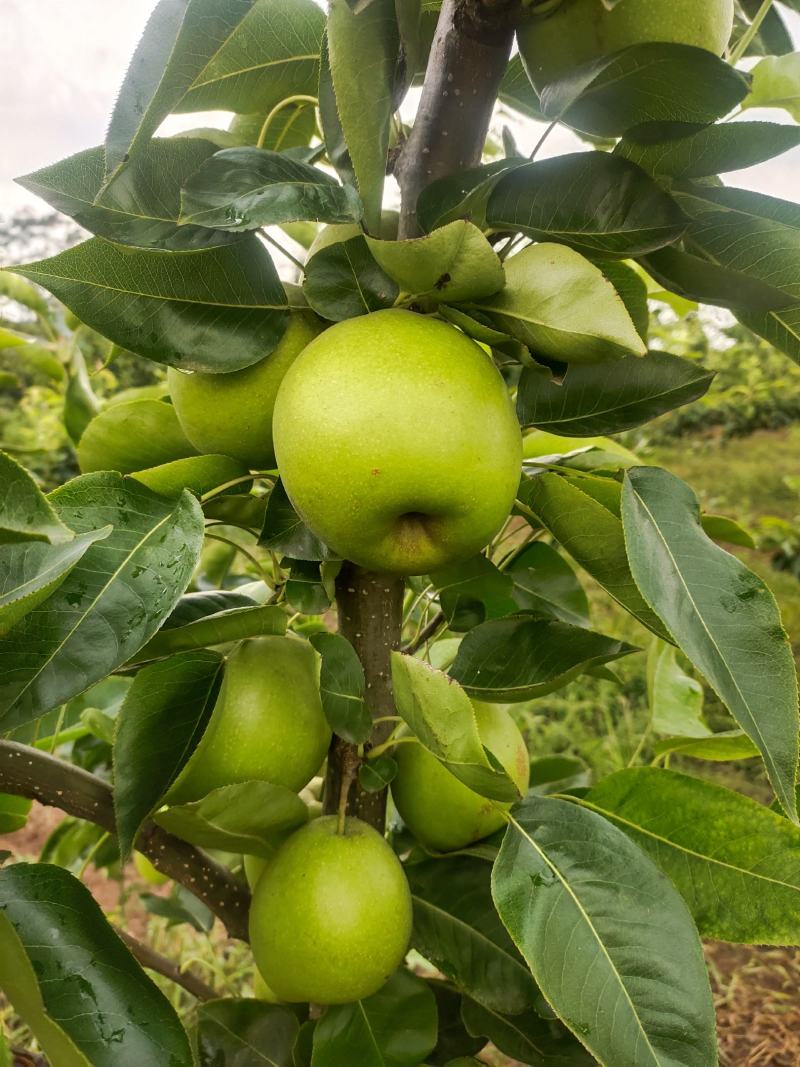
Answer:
[168,312,319,470]
[518,0,734,92]
[167,636,331,804]
[249,816,412,1003]
[391,703,530,852]
[272,309,522,575]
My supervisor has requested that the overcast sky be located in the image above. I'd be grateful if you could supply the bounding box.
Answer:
[2,0,800,222]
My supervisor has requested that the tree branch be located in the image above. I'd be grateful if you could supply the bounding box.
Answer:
[0,741,251,941]
[114,926,217,1001]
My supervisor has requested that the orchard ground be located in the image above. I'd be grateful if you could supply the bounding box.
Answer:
[1,423,798,1066]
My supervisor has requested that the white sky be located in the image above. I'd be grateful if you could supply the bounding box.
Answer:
[1,0,800,222]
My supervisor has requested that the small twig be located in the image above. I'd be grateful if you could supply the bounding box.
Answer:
[256,94,319,149]
[114,927,217,1002]
[729,0,774,65]
[259,229,306,273]
[529,118,557,160]
[402,612,445,655]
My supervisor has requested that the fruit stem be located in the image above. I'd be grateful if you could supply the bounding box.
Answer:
[259,229,307,273]
[256,95,319,150]
[366,735,418,761]
[729,0,774,65]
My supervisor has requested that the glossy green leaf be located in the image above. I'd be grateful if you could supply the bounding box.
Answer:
[366,222,504,303]
[470,242,646,363]
[617,121,800,181]
[105,0,256,173]
[359,753,398,791]
[260,479,333,561]
[596,258,649,343]
[586,768,800,945]
[8,237,289,373]
[284,558,332,615]
[157,780,308,857]
[743,52,800,120]
[498,54,544,119]
[517,351,714,435]
[506,542,590,629]
[0,453,71,546]
[391,653,520,802]
[131,604,286,663]
[177,0,325,116]
[701,513,757,550]
[197,998,299,1067]
[0,863,192,1066]
[131,454,250,499]
[17,140,237,251]
[63,348,100,446]
[0,795,32,835]
[327,0,398,231]
[449,615,637,703]
[529,755,591,796]
[0,473,203,730]
[522,471,671,639]
[312,968,437,1067]
[113,649,224,858]
[309,631,370,744]
[493,795,717,1067]
[430,556,516,633]
[318,32,354,189]
[0,528,112,637]
[406,857,537,1014]
[460,998,593,1067]
[487,153,686,258]
[180,147,363,231]
[539,43,749,137]
[647,640,708,739]
[652,731,759,762]
[622,466,799,819]
[228,101,317,152]
[77,399,197,475]
[426,982,485,1066]
[416,159,524,234]
[303,235,399,320]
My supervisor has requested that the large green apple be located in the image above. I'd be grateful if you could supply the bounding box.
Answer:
[391,702,530,851]
[272,310,523,575]
[518,0,734,92]
[167,636,331,804]
[168,312,319,470]
[249,816,412,1003]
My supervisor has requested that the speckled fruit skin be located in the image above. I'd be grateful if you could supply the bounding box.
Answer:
[249,816,412,1004]
[272,310,522,576]
[518,0,734,92]
[168,313,319,469]
[167,636,331,804]
[391,703,530,852]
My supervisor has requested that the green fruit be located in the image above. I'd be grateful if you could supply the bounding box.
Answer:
[391,703,530,852]
[168,313,319,470]
[133,852,169,886]
[244,853,269,890]
[77,398,197,474]
[167,636,331,804]
[252,971,281,1003]
[249,816,412,1003]
[272,310,522,575]
[518,0,734,92]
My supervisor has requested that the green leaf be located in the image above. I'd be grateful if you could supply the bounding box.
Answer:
[416,159,524,234]
[312,968,437,1067]
[622,466,800,820]
[539,42,749,137]
[309,631,371,744]
[460,998,593,1067]
[0,795,32,835]
[359,753,398,791]
[0,272,50,317]
[498,54,545,120]
[180,147,363,231]
[426,982,485,1066]
[303,235,399,320]
[701,513,757,550]
[8,237,289,373]
[617,121,800,181]
[652,731,759,762]
[260,479,333,561]
[197,998,299,1067]
[406,856,537,1014]
[390,653,520,802]
[448,615,637,703]
[177,0,325,116]
[487,153,686,258]
[521,471,671,639]
[429,556,516,633]
[77,398,198,475]
[0,863,192,1066]
[595,257,649,343]
[285,558,332,615]
[113,649,224,858]
[132,454,250,499]
[469,243,646,363]
[17,140,238,251]
[529,755,591,796]
[517,351,714,435]
[0,528,112,637]
[0,473,204,730]
[0,452,72,545]
[647,640,708,739]
[586,768,800,945]
[506,542,590,629]
[131,604,286,663]
[105,0,256,174]
[327,0,398,231]
[156,780,308,856]
[492,796,717,1067]
[366,222,504,303]
[743,52,800,120]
